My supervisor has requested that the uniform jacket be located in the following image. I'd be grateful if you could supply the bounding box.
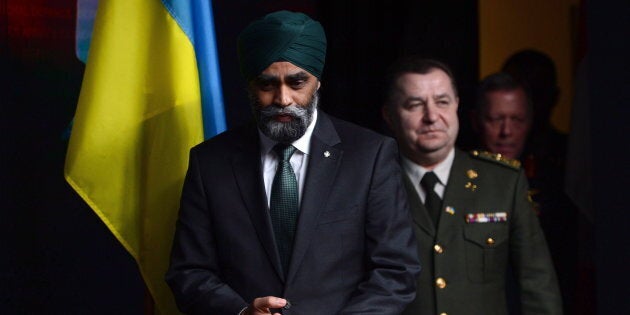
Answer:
[166,111,421,315]
[402,149,562,315]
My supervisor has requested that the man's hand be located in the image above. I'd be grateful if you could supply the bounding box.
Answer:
[243,296,288,315]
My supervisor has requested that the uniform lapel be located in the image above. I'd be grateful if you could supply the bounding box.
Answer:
[287,112,342,282]
[403,172,436,237]
[231,125,285,281]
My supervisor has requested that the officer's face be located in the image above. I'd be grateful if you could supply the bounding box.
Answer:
[384,70,459,166]
[479,88,531,159]
[250,61,320,143]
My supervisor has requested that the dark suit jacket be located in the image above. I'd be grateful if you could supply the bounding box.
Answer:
[166,112,421,315]
[402,149,562,315]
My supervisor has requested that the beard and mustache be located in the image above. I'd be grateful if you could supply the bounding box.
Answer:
[251,91,319,144]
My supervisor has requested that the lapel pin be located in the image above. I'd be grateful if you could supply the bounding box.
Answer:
[445,206,455,215]
[466,169,478,179]
[324,151,331,158]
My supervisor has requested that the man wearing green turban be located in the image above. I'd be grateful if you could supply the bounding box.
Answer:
[237,10,327,82]
[167,11,421,315]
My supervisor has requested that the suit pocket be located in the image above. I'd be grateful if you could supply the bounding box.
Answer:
[463,222,509,283]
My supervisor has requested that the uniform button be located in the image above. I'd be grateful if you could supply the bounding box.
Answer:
[434,244,444,254]
[435,277,447,289]
[486,237,495,245]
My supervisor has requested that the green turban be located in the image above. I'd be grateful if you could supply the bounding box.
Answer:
[237,10,327,80]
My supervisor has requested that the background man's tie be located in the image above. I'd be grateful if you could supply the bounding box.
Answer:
[270,144,299,275]
[420,171,441,226]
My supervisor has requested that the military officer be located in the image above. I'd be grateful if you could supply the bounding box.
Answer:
[382,57,562,315]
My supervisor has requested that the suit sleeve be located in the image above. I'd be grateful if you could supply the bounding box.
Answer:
[165,149,247,315]
[339,137,422,315]
[509,169,563,314]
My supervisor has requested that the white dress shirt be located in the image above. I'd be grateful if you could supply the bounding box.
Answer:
[401,148,455,202]
[259,110,318,208]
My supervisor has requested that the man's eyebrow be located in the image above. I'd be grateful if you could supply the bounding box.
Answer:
[254,74,279,84]
[434,93,452,100]
[286,71,311,81]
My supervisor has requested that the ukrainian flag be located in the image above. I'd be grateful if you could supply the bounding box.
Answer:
[65,0,225,313]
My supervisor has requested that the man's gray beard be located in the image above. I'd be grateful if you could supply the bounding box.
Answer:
[252,92,318,144]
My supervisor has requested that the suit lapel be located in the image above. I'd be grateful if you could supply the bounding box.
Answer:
[231,125,285,280]
[287,112,342,282]
[437,149,476,244]
[403,173,436,237]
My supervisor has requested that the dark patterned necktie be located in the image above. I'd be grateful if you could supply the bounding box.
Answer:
[270,144,298,275]
[420,171,442,226]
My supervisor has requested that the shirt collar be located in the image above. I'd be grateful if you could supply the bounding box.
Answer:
[401,148,455,186]
[259,109,318,155]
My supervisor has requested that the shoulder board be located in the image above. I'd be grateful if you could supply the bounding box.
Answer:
[469,150,521,170]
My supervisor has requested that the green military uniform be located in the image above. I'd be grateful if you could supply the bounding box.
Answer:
[402,149,562,315]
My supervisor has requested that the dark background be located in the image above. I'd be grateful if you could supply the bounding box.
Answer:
[1,0,628,314]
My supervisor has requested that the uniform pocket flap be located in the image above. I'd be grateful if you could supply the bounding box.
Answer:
[463,222,509,247]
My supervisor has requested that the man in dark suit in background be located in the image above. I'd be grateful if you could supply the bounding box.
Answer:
[382,57,562,315]
[166,11,420,315]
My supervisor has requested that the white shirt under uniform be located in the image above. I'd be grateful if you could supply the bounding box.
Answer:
[401,147,455,202]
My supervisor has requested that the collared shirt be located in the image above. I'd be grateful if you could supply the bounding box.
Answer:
[259,109,318,208]
[401,148,455,202]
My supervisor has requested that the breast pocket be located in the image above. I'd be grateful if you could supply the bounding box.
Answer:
[463,222,509,283]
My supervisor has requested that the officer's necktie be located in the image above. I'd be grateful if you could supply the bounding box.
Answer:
[270,144,299,275]
[420,171,442,226]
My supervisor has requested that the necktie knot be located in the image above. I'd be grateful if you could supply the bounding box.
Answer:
[420,171,440,192]
[274,144,297,162]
